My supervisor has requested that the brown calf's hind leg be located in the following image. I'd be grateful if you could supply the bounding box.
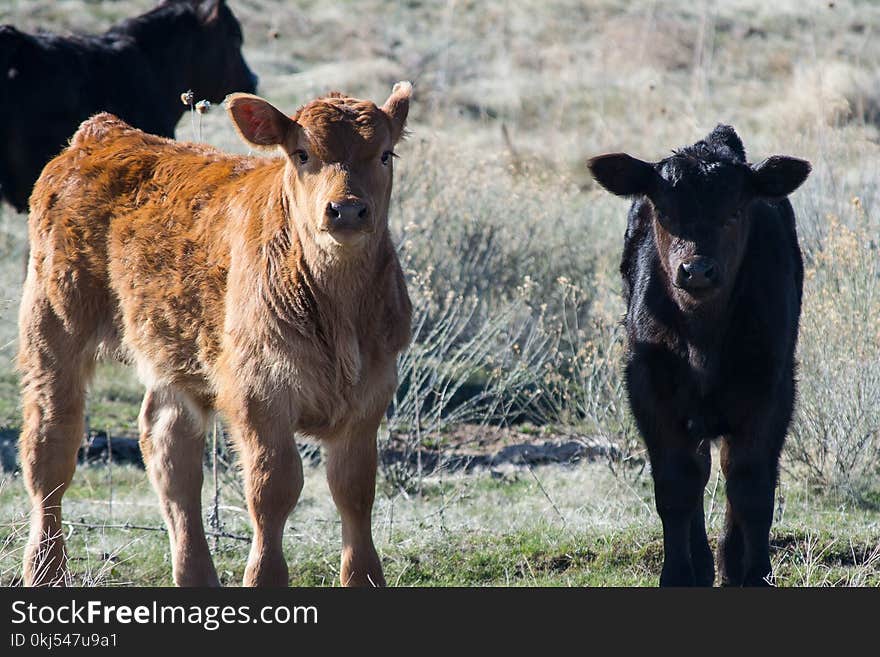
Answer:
[139,386,218,586]
[325,413,385,587]
[227,404,303,587]
[18,294,96,586]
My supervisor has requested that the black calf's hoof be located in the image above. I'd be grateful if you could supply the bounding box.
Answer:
[659,564,696,587]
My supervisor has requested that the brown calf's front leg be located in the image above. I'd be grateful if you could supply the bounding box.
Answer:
[325,412,385,587]
[139,386,218,587]
[227,403,303,587]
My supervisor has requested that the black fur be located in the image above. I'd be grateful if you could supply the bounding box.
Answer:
[0,0,257,212]
[594,125,808,586]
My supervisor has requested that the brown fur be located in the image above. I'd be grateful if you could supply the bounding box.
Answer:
[18,82,414,587]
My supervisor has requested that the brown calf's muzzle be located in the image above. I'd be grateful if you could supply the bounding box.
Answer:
[325,199,371,234]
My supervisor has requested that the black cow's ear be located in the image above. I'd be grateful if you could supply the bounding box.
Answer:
[750,156,811,198]
[195,0,223,24]
[587,153,658,197]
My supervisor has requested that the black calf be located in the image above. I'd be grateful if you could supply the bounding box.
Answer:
[589,126,810,586]
[0,0,257,212]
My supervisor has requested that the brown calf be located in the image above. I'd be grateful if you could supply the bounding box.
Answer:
[18,83,413,587]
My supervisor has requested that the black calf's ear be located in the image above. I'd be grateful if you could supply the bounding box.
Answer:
[750,156,811,198]
[587,153,658,197]
[195,0,223,24]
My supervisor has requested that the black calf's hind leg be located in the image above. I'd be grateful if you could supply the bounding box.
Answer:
[718,502,745,586]
[717,440,745,585]
[689,442,714,586]
[650,446,707,587]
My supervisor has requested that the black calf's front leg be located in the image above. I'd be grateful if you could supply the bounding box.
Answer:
[689,442,714,586]
[719,440,779,586]
[649,444,711,587]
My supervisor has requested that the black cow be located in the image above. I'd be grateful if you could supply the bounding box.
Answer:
[588,126,810,586]
[0,0,257,212]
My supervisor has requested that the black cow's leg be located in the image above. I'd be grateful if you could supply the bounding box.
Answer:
[723,443,777,586]
[718,501,745,586]
[717,439,744,585]
[689,442,714,586]
[627,356,711,587]
[650,445,705,586]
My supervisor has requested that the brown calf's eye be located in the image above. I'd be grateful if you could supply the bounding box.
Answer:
[294,150,308,164]
[381,151,395,165]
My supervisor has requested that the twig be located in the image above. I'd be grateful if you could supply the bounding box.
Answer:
[527,464,567,528]
[208,420,221,551]
[414,379,424,495]
[106,425,113,522]
[393,561,410,587]
[387,495,395,542]
[61,520,250,543]
[706,469,721,526]
[501,123,522,175]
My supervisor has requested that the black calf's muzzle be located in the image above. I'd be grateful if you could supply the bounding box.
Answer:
[676,257,720,291]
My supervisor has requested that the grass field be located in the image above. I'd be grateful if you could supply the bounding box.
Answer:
[2,456,878,586]
[1,0,879,586]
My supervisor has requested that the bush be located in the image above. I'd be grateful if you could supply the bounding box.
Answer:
[786,204,880,501]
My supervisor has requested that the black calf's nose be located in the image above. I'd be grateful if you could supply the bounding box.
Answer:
[677,258,719,290]
[326,201,369,231]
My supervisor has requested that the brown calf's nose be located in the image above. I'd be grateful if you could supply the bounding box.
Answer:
[326,201,369,231]
[677,257,719,290]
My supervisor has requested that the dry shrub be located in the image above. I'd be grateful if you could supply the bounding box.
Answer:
[787,202,880,501]
[767,62,880,131]
[595,14,697,74]
[541,276,643,476]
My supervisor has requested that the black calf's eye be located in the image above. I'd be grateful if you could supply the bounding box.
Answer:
[381,151,395,166]
[294,150,309,164]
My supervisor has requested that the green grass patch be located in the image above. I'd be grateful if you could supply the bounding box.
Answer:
[1,463,876,587]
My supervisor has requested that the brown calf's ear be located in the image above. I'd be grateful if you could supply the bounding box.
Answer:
[587,153,659,197]
[227,94,295,150]
[382,81,413,144]
[750,156,811,198]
